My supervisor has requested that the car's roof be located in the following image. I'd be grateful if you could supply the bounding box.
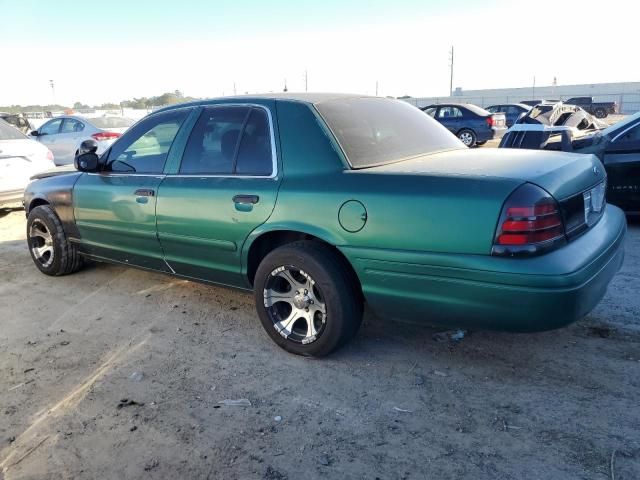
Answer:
[156,93,377,113]
[424,102,475,108]
[487,103,531,109]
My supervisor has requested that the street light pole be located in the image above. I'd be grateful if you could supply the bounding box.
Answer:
[49,79,55,105]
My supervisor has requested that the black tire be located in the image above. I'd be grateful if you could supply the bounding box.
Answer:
[458,129,477,147]
[253,240,363,356]
[476,141,487,146]
[594,108,607,119]
[26,205,84,276]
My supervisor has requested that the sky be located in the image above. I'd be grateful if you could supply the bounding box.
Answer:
[0,0,636,106]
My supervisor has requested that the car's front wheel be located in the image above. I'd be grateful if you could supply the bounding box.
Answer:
[253,241,363,356]
[27,205,84,276]
[458,129,477,147]
[594,108,607,119]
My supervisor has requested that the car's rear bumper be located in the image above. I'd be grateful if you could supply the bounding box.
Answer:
[477,126,507,143]
[0,189,24,207]
[340,205,626,332]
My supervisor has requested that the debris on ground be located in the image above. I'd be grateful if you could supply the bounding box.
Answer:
[59,340,70,346]
[144,459,159,471]
[393,406,412,413]
[219,398,252,406]
[318,453,331,466]
[433,370,449,377]
[117,399,145,409]
[432,329,467,343]
[274,415,282,422]
[23,368,35,373]
[129,371,144,382]
[589,325,613,338]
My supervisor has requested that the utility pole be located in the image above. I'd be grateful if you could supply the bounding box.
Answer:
[375,80,378,96]
[532,75,536,99]
[233,82,237,95]
[448,46,454,97]
[49,79,55,105]
[304,69,308,92]
[283,79,288,92]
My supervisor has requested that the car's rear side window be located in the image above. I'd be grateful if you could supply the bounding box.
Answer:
[180,106,273,176]
[316,98,463,168]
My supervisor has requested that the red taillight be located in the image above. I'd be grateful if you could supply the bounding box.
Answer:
[492,183,566,257]
[486,116,494,127]
[92,131,121,141]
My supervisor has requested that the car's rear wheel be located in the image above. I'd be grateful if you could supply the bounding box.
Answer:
[594,108,607,119]
[458,129,477,147]
[253,241,362,356]
[27,205,84,276]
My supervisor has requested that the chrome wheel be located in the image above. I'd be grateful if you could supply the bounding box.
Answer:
[29,219,54,268]
[263,266,327,344]
[459,131,474,146]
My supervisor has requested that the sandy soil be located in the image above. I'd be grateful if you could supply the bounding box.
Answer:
[0,207,638,480]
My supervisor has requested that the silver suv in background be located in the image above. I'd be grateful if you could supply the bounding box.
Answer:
[30,115,135,165]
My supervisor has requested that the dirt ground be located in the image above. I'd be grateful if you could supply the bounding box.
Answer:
[0,206,639,480]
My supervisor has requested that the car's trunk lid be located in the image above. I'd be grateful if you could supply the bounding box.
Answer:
[368,148,605,201]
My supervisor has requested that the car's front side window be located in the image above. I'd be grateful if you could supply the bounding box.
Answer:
[106,109,189,174]
[610,124,640,152]
[40,119,62,135]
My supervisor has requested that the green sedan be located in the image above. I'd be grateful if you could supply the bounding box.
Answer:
[23,94,626,356]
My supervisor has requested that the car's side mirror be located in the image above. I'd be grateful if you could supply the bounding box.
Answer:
[30,130,40,136]
[75,140,100,172]
[75,152,100,172]
[78,139,98,155]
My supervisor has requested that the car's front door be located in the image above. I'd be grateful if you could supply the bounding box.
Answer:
[603,121,640,212]
[156,103,281,286]
[35,118,64,161]
[57,118,86,163]
[73,108,191,269]
[436,106,462,133]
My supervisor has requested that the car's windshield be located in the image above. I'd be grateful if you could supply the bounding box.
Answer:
[0,119,27,140]
[90,117,135,129]
[316,98,464,168]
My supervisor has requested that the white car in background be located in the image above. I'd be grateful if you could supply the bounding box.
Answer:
[0,119,56,207]
[30,115,135,165]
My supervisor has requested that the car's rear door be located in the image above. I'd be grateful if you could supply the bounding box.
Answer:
[603,121,640,212]
[156,102,281,286]
[73,108,192,269]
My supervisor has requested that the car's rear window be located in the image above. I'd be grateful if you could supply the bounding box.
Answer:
[90,117,135,129]
[316,98,464,168]
[0,119,27,140]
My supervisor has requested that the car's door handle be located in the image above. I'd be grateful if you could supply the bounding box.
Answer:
[134,189,155,197]
[233,194,259,205]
